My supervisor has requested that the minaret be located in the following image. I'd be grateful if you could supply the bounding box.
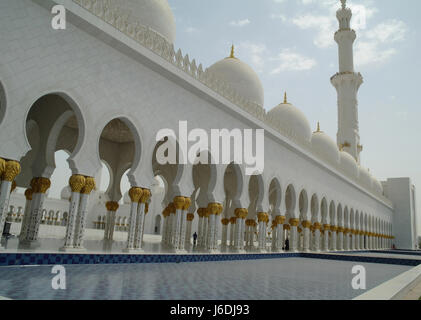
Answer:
[331,0,363,163]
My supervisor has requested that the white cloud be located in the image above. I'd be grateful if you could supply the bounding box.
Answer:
[354,41,397,67]
[185,27,199,34]
[355,19,407,67]
[270,13,287,22]
[238,42,268,72]
[271,48,317,73]
[365,19,407,43]
[229,19,251,27]
[292,14,336,48]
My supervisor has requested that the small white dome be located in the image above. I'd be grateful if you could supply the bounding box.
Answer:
[359,166,372,189]
[61,186,71,200]
[122,0,176,43]
[267,96,312,143]
[372,177,384,195]
[207,47,264,107]
[339,151,358,179]
[311,126,340,165]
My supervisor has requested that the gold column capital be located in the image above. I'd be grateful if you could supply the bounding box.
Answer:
[235,208,248,219]
[163,207,171,217]
[24,188,33,201]
[217,203,224,215]
[275,215,286,225]
[3,160,21,182]
[183,197,192,211]
[313,222,321,230]
[31,177,51,194]
[0,158,5,176]
[173,196,185,210]
[284,224,291,230]
[187,213,195,221]
[140,189,151,204]
[68,175,86,193]
[302,220,312,229]
[129,187,143,203]
[106,201,119,212]
[330,225,338,232]
[229,217,237,224]
[257,212,267,223]
[207,203,220,215]
[81,177,96,195]
[289,218,300,227]
[221,218,229,225]
[323,224,331,231]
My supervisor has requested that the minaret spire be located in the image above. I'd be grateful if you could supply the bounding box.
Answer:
[283,92,288,104]
[331,0,364,163]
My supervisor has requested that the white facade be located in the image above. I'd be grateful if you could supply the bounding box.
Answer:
[0,0,418,252]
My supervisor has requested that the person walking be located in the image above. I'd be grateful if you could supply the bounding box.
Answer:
[193,232,198,246]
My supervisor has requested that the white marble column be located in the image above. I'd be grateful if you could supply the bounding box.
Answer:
[178,198,191,252]
[229,218,236,247]
[124,187,142,252]
[197,210,204,248]
[0,160,21,247]
[162,210,170,246]
[167,210,175,247]
[221,218,229,248]
[257,213,268,252]
[271,223,277,251]
[313,223,321,252]
[104,201,119,241]
[73,177,95,250]
[330,226,337,251]
[322,224,330,252]
[24,177,51,247]
[213,206,222,250]
[61,175,85,249]
[289,218,300,252]
[19,189,33,241]
[274,216,285,252]
[134,189,151,251]
[302,221,311,252]
[185,213,194,247]
[337,227,344,251]
[233,208,247,252]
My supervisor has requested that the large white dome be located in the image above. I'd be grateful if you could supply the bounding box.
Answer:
[311,125,340,165]
[359,166,372,189]
[339,151,358,179]
[267,95,312,143]
[207,47,264,107]
[122,0,176,43]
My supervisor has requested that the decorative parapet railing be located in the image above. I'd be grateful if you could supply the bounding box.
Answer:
[72,0,392,207]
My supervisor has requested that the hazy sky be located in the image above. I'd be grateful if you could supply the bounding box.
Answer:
[44,0,420,235]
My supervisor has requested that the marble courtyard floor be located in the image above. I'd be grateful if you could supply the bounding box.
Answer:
[0,236,419,300]
[0,257,412,300]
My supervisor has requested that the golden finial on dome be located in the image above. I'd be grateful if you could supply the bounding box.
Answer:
[283,92,288,104]
[314,121,323,134]
[229,44,235,58]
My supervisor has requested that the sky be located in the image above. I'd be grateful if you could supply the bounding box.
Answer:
[37,0,420,236]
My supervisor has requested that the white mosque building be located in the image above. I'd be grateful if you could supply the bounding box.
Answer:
[0,0,418,253]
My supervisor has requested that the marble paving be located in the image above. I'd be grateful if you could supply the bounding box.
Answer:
[0,257,411,300]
